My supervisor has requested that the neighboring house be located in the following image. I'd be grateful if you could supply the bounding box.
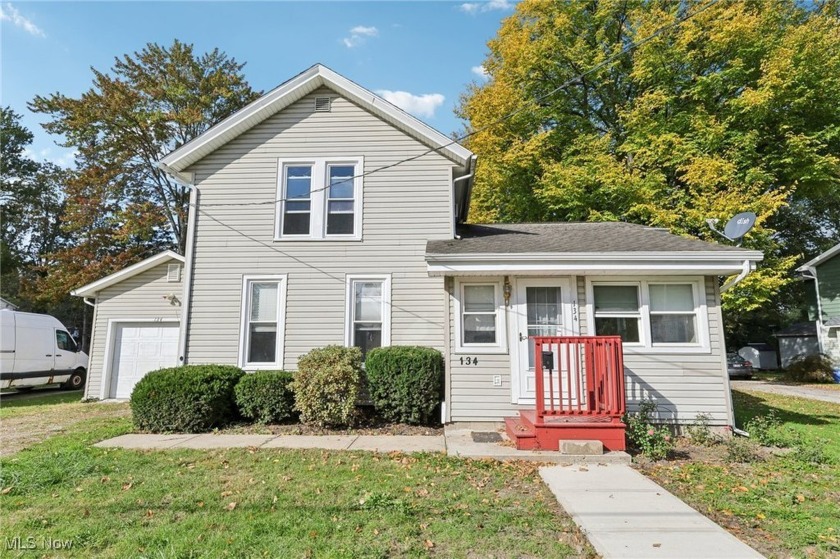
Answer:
[796,242,840,366]
[72,64,763,438]
[0,297,18,311]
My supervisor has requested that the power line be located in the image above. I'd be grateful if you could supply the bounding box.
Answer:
[197,0,722,209]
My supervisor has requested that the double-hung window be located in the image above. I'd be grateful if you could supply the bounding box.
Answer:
[240,276,288,369]
[649,284,698,344]
[346,275,391,360]
[456,281,506,353]
[590,278,707,351]
[592,285,642,343]
[276,158,362,240]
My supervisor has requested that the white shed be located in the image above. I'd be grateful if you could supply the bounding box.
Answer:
[738,343,778,370]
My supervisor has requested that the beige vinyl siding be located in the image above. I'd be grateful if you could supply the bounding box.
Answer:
[447,275,732,425]
[84,263,183,399]
[184,88,452,368]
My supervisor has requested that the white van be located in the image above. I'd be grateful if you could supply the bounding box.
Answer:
[0,310,88,391]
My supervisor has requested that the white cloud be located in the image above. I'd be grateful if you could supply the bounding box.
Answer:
[459,0,513,14]
[471,65,490,80]
[342,25,378,48]
[0,3,45,37]
[375,90,445,119]
[24,147,76,168]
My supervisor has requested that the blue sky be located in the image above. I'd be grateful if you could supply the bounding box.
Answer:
[1,1,515,167]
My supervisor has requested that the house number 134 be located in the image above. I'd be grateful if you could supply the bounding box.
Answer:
[460,356,479,366]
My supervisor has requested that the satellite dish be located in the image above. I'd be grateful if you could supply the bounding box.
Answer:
[706,212,756,245]
[723,212,757,241]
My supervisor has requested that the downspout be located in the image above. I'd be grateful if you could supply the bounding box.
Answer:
[177,183,199,365]
[801,266,825,355]
[451,155,477,235]
[720,259,755,434]
[83,297,95,307]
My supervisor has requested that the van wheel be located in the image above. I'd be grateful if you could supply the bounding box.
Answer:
[62,369,86,390]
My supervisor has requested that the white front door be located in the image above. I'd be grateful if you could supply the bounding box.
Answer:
[513,278,576,402]
[110,323,179,399]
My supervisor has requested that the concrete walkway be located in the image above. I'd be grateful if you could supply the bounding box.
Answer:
[95,433,446,453]
[731,380,840,404]
[540,464,764,559]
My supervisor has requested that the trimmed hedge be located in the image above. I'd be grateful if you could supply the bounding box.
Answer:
[292,345,362,427]
[234,371,296,424]
[130,365,244,433]
[365,346,443,425]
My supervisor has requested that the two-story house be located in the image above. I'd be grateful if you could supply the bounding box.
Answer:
[72,65,763,444]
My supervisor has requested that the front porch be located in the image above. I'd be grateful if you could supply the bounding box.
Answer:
[504,336,627,451]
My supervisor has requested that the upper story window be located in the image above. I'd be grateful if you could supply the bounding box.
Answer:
[589,277,708,352]
[276,157,363,240]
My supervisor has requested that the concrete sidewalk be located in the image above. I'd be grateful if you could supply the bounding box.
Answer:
[540,464,764,559]
[95,433,446,453]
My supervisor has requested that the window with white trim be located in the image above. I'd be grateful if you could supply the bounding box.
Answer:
[649,283,698,344]
[590,278,707,350]
[593,284,641,343]
[240,276,287,369]
[276,158,362,240]
[346,275,391,360]
[455,281,507,353]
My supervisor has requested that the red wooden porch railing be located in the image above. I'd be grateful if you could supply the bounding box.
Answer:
[533,336,626,424]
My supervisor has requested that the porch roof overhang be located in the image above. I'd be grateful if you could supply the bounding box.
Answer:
[425,252,762,277]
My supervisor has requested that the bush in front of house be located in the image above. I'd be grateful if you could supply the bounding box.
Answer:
[292,345,363,427]
[131,365,244,433]
[784,354,835,383]
[364,346,443,425]
[234,370,296,424]
[623,398,674,460]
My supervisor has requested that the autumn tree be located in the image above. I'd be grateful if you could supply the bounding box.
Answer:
[458,0,840,343]
[30,40,261,256]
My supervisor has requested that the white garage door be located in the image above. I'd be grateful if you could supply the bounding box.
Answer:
[110,323,179,399]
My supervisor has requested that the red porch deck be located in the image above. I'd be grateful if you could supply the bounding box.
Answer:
[504,336,627,451]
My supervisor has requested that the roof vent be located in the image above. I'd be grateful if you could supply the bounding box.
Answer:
[167,263,181,282]
[314,97,332,112]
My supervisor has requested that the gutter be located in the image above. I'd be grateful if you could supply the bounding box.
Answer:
[83,297,95,308]
[721,259,754,293]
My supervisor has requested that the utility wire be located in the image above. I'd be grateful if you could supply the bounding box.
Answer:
[197,0,722,208]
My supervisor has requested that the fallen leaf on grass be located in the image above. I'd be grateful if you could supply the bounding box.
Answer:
[226,502,237,511]
[424,539,435,549]
[122,482,133,491]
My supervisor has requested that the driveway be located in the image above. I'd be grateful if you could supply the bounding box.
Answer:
[0,391,130,456]
[730,380,840,404]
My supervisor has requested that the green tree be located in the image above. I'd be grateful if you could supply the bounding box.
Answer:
[458,0,840,336]
[30,40,261,255]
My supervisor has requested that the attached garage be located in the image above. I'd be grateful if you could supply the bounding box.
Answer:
[108,322,180,398]
[71,251,185,400]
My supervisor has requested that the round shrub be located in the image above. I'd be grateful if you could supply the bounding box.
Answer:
[292,345,362,427]
[365,346,443,425]
[130,365,244,433]
[234,370,295,424]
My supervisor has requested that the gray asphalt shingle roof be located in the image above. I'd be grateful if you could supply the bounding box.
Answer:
[426,223,752,255]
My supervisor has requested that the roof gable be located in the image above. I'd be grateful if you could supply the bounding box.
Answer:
[797,241,840,271]
[159,64,473,182]
[70,251,184,297]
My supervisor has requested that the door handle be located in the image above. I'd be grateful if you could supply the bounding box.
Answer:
[519,333,528,342]
[45,354,52,357]
[56,354,62,357]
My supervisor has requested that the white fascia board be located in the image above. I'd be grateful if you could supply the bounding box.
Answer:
[796,241,840,271]
[426,258,759,277]
[158,64,473,175]
[70,251,185,297]
[427,250,763,263]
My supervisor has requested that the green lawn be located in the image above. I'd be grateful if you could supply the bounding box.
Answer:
[1,409,592,558]
[0,390,83,417]
[642,389,840,559]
